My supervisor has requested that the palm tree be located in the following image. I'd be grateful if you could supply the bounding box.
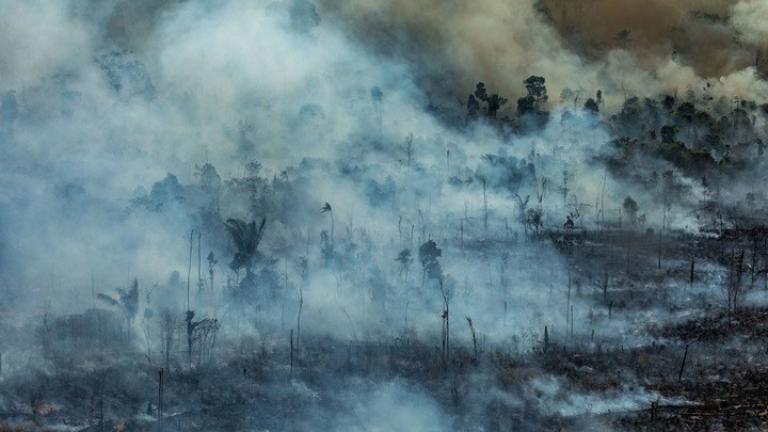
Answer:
[97,279,139,331]
[223,217,267,274]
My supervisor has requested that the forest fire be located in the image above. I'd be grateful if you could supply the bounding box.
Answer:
[2,0,768,430]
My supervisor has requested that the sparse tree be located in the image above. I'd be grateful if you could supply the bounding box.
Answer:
[584,98,599,113]
[623,196,639,224]
[418,239,443,283]
[395,249,413,281]
[321,202,334,242]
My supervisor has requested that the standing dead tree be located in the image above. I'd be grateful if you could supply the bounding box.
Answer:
[187,230,194,310]
[197,231,205,294]
[185,310,220,368]
[602,270,609,304]
[512,193,531,233]
[159,310,176,373]
[193,317,220,366]
[749,229,764,288]
[321,202,334,243]
[295,279,304,362]
[158,368,164,431]
[725,249,745,322]
[207,251,217,292]
[440,278,450,367]
[678,344,689,382]
[289,329,294,378]
[185,310,196,368]
[482,177,488,234]
[466,316,478,362]
[566,272,572,330]
[419,239,447,366]
[690,252,695,287]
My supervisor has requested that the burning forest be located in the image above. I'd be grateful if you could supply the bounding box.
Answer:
[3,0,768,430]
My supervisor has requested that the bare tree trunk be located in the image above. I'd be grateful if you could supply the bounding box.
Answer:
[503,301,508,327]
[566,273,572,328]
[197,231,202,294]
[657,229,663,270]
[210,268,214,293]
[445,299,450,366]
[98,394,104,432]
[158,369,164,431]
[752,236,758,288]
[186,312,193,369]
[690,257,695,286]
[466,317,478,362]
[482,178,488,233]
[296,285,304,362]
[289,329,294,378]
[678,344,689,382]
[440,279,449,368]
[187,230,193,311]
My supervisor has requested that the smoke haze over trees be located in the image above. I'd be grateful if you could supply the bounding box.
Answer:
[2,0,768,430]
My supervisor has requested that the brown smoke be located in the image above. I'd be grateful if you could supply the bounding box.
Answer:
[316,0,768,109]
[539,0,763,78]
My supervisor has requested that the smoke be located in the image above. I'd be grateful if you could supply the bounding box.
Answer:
[317,0,768,110]
[731,0,768,46]
[332,380,451,432]
[540,0,759,77]
[0,0,756,344]
[0,1,760,429]
[0,1,91,91]
[526,376,678,417]
[0,0,434,299]
[0,0,694,332]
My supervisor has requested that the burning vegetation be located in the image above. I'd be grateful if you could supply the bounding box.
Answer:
[3,0,768,431]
